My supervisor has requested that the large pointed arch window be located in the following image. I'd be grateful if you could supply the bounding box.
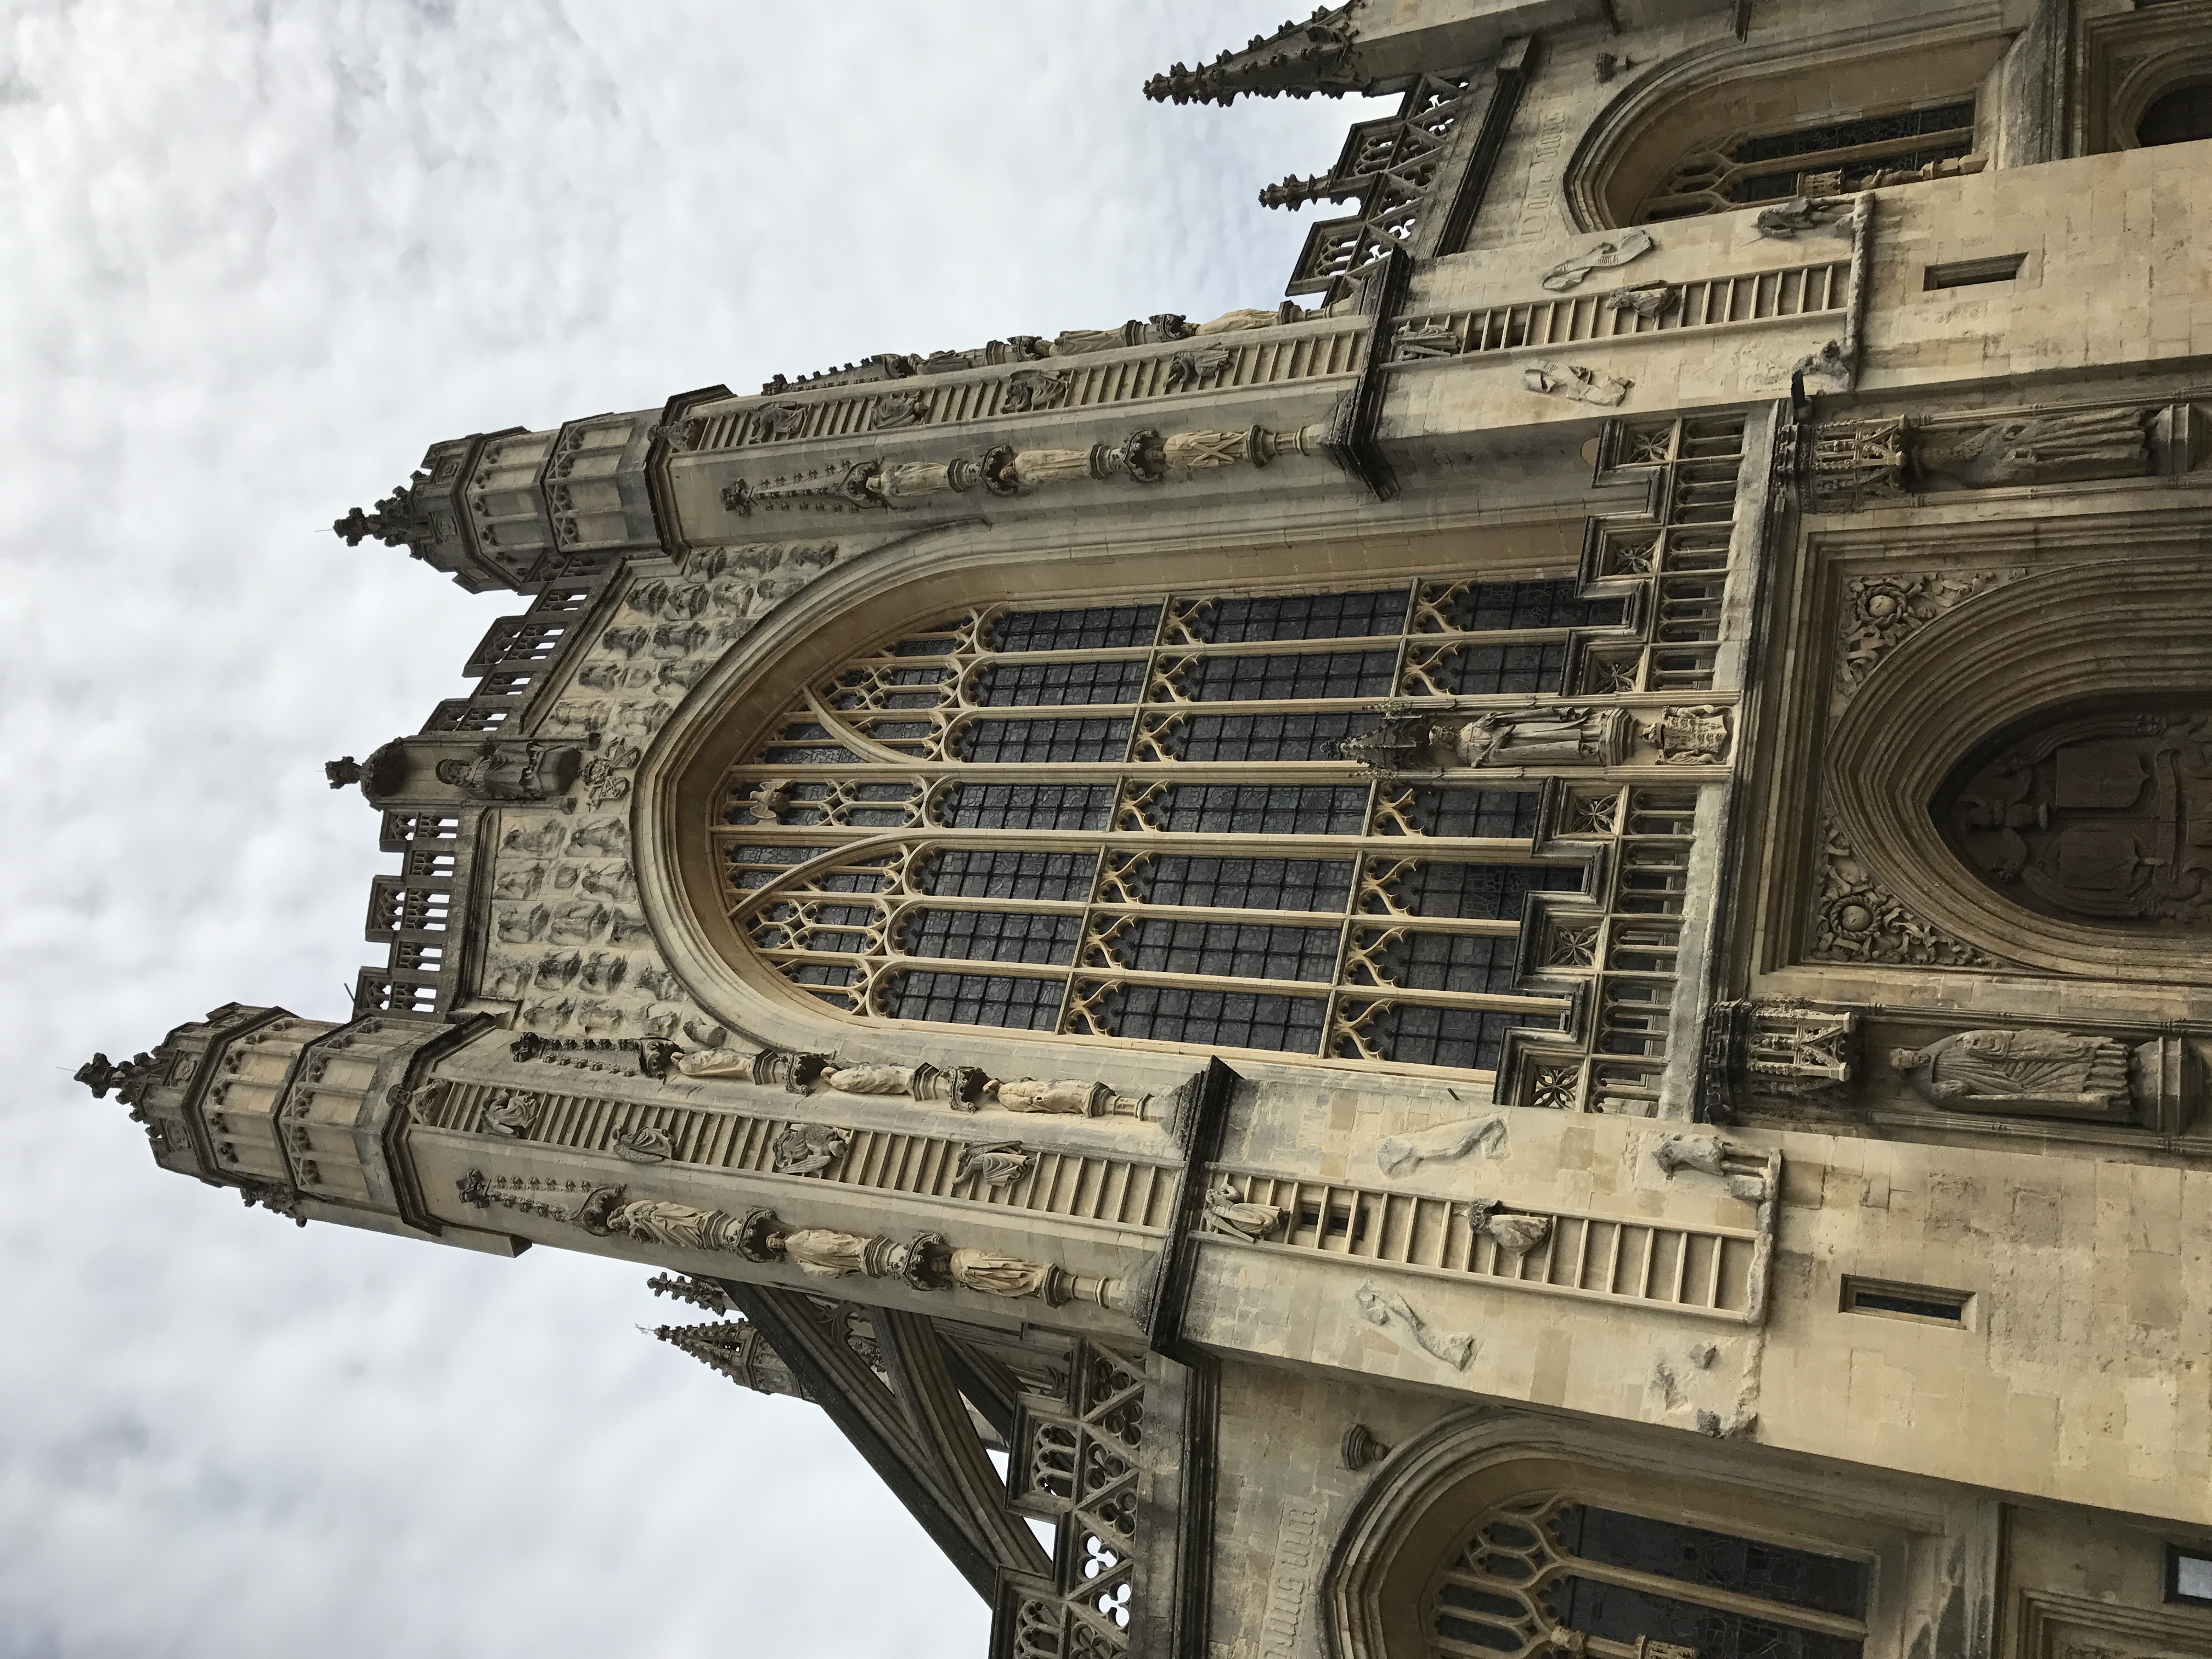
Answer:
[709,574,1650,1075]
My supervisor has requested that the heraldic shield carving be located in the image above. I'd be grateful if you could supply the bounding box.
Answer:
[1936,704,2212,929]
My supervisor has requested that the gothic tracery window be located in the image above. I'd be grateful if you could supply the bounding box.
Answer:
[712,577,1638,1074]
[1427,1489,1871,1658]
[1635,99,1979,222]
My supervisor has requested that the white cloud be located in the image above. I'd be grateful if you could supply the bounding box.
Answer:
[0,3,1375,1654]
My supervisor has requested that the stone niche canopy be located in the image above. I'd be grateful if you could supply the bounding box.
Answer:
[1935,701,2212,932]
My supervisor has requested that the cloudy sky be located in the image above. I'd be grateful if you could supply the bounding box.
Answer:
[0,4,1373,1655]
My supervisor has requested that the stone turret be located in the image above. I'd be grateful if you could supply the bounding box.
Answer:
[335,404,689,594]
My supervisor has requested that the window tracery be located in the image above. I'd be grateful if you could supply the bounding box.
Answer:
[1425,1489,1870,1658]
[1636,99,1979,223]
[711,575,1646,1074]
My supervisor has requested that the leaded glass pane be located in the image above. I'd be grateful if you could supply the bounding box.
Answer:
[1365,862,1582,919]
[958,717,1132,764]
[1092,918,1340,981]
[1541,1576,1861,1659]
[1414,641,1567,696]
[881,970,1063,1028]
[1446,578,1624,632]
[900,910,1081,966]
[1385,786,1542,840]
[1180,649,1396,702]
[1085,983,1328,1052]
[1160,711,1367,762]
[1551,1506,1867,1620]
[1135,783,1369,835]
[974,659,1148,708]
[990,604,1161,652]
[1335,1004,1534,1069]
[918,849,1098,900]
[1355,930,1521,994]
[763,723,863,765]
[1197,588,1411,641]
[1117,855,1353,912]
[937,783,1115,830]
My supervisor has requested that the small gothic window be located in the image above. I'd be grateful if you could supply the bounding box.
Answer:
[1934,703,2212,930]
[711,577,1634,1072]
[1426,1491,1871,1658]
[2137,79,2212,147]
[1637,99,1979,222]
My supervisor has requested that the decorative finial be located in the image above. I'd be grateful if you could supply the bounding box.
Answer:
[324,757,362,789]
[75,1052,122,1097]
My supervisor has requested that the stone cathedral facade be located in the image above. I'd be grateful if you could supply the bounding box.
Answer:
[77,1,2212,1655]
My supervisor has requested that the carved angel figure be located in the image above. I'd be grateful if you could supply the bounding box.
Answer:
[823,1063,918,1096]
[1455,1198,1553,1256]
[674,1046,755,1080]
[772,1121,851,1176]
[613,1125,673,1164]
[1200,1179,1283,1242]
[956,1142,1035,1188]
[480,1090,541,1137]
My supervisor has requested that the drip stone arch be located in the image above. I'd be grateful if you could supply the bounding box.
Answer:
[1561,22,2007,230]
[1826,553,2212,984]
[634,519,1635,1082]
[1317,1412,1971,1659]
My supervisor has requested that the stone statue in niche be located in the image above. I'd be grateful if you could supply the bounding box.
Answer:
[436,741,584,802]
[1939,706,2212,927]
[1891,1029,2140,1118]
[1912,407,2153,490]
[1456,707,1629,769]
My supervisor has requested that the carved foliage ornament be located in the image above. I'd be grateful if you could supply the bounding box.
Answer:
[1812,817,1995,968]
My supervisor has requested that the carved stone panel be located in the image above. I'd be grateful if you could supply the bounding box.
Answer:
[1937,705,2212,929]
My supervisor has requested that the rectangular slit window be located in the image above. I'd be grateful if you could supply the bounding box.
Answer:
[1923,255,2025,291]
[2166,1545,2212,1607]
[1840,1276,1972,1326]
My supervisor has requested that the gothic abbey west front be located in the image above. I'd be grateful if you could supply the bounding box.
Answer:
[74,1,2212,1654]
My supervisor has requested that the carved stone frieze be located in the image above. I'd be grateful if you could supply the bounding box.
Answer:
[672,1046,1147,1116]
[1810,817,1997,968]
[955,1142,1034,1188]
[1809,405,2158,512]
[464,1173,1126,1308]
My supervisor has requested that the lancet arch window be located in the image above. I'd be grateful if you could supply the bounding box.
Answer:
[1636,98,1980,222]
[708,574,1653,1076]
[1425,1487,1871,1658]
